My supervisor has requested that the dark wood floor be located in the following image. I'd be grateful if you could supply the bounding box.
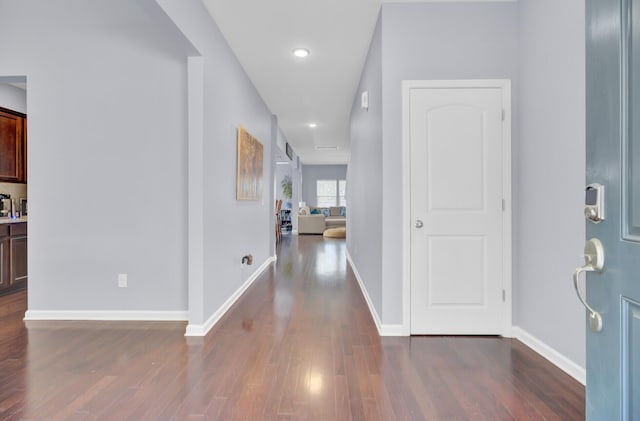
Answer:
[0,235,584,420]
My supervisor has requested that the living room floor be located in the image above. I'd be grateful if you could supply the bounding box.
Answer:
[0,235,584,419]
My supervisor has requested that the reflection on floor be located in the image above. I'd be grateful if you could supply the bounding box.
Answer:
[0,235,584,419]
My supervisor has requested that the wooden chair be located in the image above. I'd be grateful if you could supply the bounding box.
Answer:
[275,200,283,244]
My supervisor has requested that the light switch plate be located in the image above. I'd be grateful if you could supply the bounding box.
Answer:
[118,273,128,288]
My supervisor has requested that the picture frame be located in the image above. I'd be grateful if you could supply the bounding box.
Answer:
[19,197,27,216]
[236,125,264,201]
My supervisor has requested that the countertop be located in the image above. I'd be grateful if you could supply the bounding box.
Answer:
[0,217,28,225]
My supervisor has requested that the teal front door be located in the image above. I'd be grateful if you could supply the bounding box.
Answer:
[586,0,640,418]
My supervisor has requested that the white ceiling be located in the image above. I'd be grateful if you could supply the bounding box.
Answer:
[203,0,381,165]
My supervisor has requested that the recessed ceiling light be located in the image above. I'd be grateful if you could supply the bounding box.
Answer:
[315,146,338,151]
[308,122,318,128]
[292,48,310,58]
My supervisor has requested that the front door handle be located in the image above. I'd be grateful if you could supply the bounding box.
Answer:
[573,238,605,332]
[415,220,424,229]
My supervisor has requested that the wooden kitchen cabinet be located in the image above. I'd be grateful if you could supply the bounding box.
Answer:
[0,107,27,183]
[0,222,27,295]
[10,223,27,287]
[0,226,9,290]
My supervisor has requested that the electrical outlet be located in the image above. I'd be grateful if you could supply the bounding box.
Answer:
[118,273,128,288]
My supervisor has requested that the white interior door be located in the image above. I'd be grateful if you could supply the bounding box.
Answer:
[408,80,510,335]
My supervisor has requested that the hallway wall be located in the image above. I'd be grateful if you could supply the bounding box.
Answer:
[350,0,587,375]
[348,13,383,320]
[301,164,348,207]
[0,0,190,314]
[516,0,586,368]
[381,2,519,325]
[0,0,277,330]
[0,83,26,114]
[154,0,275,327]
[349,3,518,328]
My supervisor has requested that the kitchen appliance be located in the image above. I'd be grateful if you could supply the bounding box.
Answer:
[0,194,12,218]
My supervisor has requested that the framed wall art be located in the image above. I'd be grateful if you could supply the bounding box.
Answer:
[236,125,264,201]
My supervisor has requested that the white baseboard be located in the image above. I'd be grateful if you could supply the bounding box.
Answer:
[380,324,405,336]
[346,251,585,381]
[346,251,404,337]
[184,255,276,336]
[23,310,188,321]
[512,326,585,385]
[501,326,516,338]
[346,250,382,334]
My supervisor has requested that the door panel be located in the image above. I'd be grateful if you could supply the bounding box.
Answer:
[11,235,27,285]
[0,110,22,182]
[628,0,640,238]
[427,105,485,211]
[428,236,485,306]
[409,83,507,335]
[621,298,640,420]
[586,0,640,418]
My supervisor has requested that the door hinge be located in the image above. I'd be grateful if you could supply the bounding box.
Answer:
[502,109,506,121]
[502,289,506,302]
[502,199,506,211]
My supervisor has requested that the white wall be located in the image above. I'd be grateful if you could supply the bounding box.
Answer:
[381,2,519,324]
[201,49,273,322]
[155,0,275,326]
[348,14,383,320]
[516,0,586,367]
[301,164,348,207]
[350,0,587,371]
[0,83,26,114]
[0,0,277,329]
[0,0,190,313]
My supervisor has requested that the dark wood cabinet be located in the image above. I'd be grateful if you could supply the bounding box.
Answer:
[0,107,27,183]
[0,222,27,295]
[0,227,9,290]
[10,223,27,287]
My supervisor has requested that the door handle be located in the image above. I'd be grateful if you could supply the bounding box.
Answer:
[415,220,424,228]
[573,238,605,332]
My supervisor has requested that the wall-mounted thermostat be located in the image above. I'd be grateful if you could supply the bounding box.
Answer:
[585,183,605,223]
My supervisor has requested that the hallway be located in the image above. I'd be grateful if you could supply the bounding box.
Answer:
[0,235,583,419]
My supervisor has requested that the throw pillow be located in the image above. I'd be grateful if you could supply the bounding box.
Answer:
[330,207,341,216]
[321,208,331,217]
[299,208,308,215]
[340,207,346,217]
[311,208,320,215]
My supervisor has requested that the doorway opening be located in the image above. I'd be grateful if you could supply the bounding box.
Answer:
[0,75,28,300]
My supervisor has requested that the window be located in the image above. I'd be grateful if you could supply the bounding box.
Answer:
[317,180,337,207]
[339,180,347,206]
[316,179,346,207]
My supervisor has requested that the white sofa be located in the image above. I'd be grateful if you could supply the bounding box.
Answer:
[298,206,346,234]
[298,214,326,234]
